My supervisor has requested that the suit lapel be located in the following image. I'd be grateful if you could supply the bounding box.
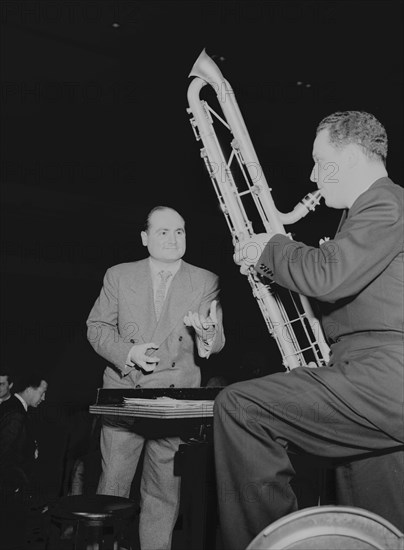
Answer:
[127,260,156,343]
[335,209,348,236]
[151,262,201,345]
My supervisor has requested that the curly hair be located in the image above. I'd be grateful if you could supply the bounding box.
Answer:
[316,111,388,162]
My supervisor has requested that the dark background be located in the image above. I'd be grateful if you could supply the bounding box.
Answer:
[1,0,403,500]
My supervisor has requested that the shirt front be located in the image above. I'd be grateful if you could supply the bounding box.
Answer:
[149,257,182,303]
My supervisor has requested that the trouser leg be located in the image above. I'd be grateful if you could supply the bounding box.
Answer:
[214,379,296,550]
[214,369,402,550]
[336,447,404,531]
[97,423,144,497]
[0,490,29,550]
[139,436,181,550]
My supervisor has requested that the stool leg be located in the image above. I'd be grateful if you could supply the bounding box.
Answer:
[87,524,102,550]
[73,521,101,550]
[74,520,80,550]
[75,520,89,550]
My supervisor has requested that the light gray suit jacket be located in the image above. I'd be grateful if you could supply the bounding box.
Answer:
[87,258,225,390]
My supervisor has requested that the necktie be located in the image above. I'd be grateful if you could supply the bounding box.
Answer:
[155,270,172,320]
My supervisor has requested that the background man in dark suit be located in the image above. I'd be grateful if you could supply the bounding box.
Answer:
[87,205,225,550]
[0,371,14,404]
[214,111,403,550]
[0,372,48,549]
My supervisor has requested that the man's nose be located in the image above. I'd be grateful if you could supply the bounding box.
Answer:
[310,163,318,184]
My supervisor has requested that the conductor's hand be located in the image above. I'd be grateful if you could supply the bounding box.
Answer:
[128,342,160,373]
[184,300,218,343]
[233,233,272,275]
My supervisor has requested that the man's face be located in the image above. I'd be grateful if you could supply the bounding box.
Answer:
[27,380,48,407]
[141,209,186,263]
[310,128,350,209]
[0,375,13,399]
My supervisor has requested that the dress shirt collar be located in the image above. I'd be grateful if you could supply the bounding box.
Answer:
[14,392,28,411]
[148,257,182,280]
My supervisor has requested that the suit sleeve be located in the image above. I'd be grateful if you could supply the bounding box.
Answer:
[255,188,403,303]
[197,272,225,356]
[86,267,134,371]
[0,410,29,488]
[0,411,23,465]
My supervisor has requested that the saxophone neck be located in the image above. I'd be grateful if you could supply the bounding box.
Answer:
[278,190,323,226]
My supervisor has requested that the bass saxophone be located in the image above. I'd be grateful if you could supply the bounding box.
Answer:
[187,49,330,371]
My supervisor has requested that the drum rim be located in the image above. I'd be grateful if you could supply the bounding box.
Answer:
[247,505,404,549]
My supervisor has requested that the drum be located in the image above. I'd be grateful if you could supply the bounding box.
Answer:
[246,506,404,549]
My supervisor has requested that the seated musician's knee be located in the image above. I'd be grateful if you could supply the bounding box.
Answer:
[214,382,247,426]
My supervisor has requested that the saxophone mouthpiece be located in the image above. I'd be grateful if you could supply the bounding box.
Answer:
[302,190,323,211]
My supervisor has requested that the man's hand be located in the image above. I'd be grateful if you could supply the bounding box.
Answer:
[184,300,218,343]
[128,342,160,373]
[233,233,273,275]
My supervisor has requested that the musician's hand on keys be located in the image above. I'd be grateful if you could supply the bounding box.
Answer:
[233,233,272,275]
[184,300,218,343]
[128,342,160,373]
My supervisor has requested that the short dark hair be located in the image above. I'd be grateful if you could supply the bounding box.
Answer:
[13,372,47,394]
[316,111,388,162]
[143,206,185,232]
[0,371,13,384]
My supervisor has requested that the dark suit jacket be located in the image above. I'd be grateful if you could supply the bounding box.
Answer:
[0,395,37,491]
[256,177,404,441]
[87,259,225,389]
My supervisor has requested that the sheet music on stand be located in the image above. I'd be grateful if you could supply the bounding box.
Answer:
[121,396,214,418]
[89,387,223,421]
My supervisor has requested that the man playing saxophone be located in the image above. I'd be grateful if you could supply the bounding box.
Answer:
[214,111,403,550]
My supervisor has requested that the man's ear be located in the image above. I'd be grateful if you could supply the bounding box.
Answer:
[345,143,360,169]
[9,382,13,389]
[141,231,148,247]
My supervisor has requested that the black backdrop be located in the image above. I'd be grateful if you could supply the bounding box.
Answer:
[1,0,403,499]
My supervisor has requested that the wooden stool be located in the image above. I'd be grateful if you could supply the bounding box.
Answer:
[46,495,137,550]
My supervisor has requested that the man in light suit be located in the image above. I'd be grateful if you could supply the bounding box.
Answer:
[214,111,403,550]
[87,206,225,550]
